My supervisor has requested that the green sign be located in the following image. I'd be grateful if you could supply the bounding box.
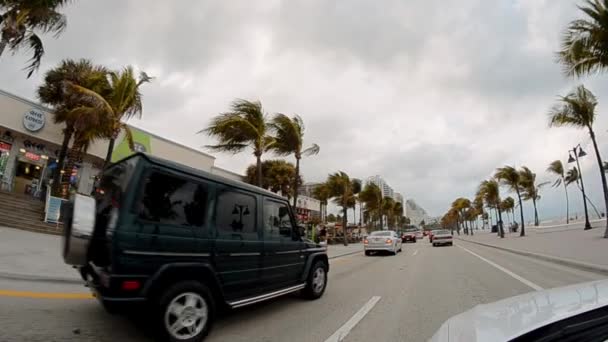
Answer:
[111,128,152,162]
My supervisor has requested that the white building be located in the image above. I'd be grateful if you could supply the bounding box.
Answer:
[0,89,243,197]
[405,199,431,226]
[366,175,394,199]
[394,192,404,204]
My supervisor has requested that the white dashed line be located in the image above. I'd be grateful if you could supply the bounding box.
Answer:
[458,245,543,291]
[412,250,419,256]
[324,296,381,342]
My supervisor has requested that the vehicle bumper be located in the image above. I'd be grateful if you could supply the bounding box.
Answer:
[79,264,147,304]
[432,239,453,245]
[402,236,416,242]
[364,245,395,251]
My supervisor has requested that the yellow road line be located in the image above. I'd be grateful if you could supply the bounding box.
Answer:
[0,289,94,299]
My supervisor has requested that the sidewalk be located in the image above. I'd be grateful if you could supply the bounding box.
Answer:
[0,226,362,283]
[456,225,608,275]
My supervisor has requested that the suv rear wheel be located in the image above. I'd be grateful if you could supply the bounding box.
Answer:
[302,260,328,299]
[155,281,215,342]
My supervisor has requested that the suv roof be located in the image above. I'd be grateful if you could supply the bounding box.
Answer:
[113,152,287,201]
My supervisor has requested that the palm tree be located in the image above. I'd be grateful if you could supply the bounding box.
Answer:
[37,59,110,196]
[495,166,527,236]
[359,183,383,229]
[382,197,395,229]
[547,160,570,224]
[566,166,603,219]
[451,198,471,234]
[393,201,404,229]
[501,197,515,226]
[519,167,549,226]
[0,0,72,77]
[350,179,362,225]
[312,183,330,223]
[557,0,608,77]
[479,179,505,238]
[269,114,320,208]
[202,99,274,187]
[326,171,356,246]
[60,66,153,168]
[549,85,608,237]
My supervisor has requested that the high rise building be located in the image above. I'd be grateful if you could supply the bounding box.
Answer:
[299,182,323,197]
[394,192,404,204]
[366,175,394,199]
[405,199,431,226]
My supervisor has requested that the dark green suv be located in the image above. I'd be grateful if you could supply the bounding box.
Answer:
[62,153,329,341]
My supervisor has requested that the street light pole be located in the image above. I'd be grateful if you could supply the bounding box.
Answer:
[569,144,592,230]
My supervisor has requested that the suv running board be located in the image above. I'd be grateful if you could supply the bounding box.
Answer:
[228,284,306,308]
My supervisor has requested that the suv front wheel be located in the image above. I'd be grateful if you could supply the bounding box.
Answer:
[302,260,328,299]
[156,281,215,342]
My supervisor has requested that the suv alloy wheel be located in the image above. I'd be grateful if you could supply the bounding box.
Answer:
[302,261,328,299]
[156,281,215,342]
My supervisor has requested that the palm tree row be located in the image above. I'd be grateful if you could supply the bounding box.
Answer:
[37,59,151,196]
[202,99,319,209]
[442,0,608,238]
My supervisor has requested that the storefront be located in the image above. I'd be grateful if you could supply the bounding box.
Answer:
[0,89,241,201]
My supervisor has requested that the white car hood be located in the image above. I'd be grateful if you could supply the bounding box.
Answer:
[430,279,608,342]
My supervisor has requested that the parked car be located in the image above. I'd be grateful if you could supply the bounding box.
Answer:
[61,153,329,342]
[432,230,453,246]
[364,230,402,255]
[430,279,608,341]
[401,228,418,243]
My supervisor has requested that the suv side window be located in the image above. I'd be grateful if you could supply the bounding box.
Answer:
[263,199,294,240]
[138,172,208,227]
[215,190,257,239]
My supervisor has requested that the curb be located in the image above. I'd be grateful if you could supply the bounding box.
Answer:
[456,238,608,276]
[0,271,82,284]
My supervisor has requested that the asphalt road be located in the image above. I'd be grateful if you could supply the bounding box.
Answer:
[0,237,605,342]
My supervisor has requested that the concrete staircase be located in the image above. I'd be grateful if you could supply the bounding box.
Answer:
[0,191,62,235]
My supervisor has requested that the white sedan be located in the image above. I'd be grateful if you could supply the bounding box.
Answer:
[364,230,402,256]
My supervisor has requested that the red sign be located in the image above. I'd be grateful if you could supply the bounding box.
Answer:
[25,152,41,161]
[0,142,11,152]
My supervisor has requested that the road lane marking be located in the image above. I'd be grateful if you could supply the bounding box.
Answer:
[412,250,419,256]
[324,296,381,342]
[0,289,93,299]
[458,245,543,291]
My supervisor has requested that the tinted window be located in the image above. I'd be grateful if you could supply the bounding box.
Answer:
[263,199,294,240]
[216,190,257,238]
[370,231,392,236]
[138,172,207,227]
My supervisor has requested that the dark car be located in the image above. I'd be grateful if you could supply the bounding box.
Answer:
[62,153,329,342]
[401,228,418,243]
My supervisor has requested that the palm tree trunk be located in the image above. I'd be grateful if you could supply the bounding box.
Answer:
[498,208,505,238]
[588,128,608,238]
[292,157,300,208]
[564,182,570,224]
[61,140,83,198]
[52,126,74,196]
[533,198,539,226]
[342,206,348,246]
[583,190,602,219]
[516,189,525,237]
[256,154,263,188]
[103,137,117,169]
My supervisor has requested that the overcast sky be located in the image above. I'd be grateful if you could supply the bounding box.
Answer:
[2,0,608,221]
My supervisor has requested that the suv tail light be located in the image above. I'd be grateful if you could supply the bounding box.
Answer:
[121,280,141,291]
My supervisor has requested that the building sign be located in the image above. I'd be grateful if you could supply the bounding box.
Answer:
[0,142,11,152]
[25,151,41,161]
[23,109,46,132]
[111,128,152,162]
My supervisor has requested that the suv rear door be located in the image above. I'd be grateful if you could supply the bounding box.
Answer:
[261,197,306,290]
[211,186,263,300]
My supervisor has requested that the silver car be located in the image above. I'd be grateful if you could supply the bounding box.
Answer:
[364,230,402,256]
[431,229,453,247]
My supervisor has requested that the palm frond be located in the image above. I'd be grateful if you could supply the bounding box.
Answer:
[302,143,320,156]
[121,123,135,151]
[25,33,44,78]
